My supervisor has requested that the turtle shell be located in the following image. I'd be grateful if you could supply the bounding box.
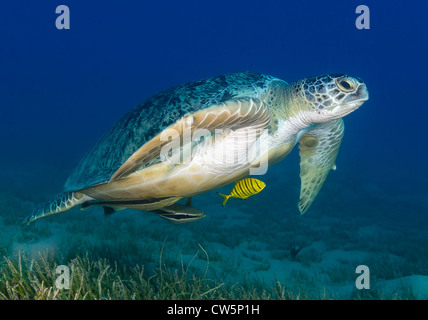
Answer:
[64,72,276,192]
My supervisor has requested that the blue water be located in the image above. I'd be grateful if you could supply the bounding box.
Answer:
[0,0,427,299]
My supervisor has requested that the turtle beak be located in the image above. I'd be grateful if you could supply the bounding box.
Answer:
[342,84,369,107]
[331,83,369,118]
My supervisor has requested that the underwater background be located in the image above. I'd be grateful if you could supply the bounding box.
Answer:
[0,0,427,299]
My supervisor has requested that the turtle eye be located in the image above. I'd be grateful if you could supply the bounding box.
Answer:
[336,78,355,92]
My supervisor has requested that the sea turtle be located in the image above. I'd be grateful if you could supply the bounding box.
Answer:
[23,72,368,224]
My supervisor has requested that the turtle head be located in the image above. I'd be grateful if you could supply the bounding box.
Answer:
[296,74,369,122]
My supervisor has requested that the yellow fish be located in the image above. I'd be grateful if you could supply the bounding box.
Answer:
[217,178,266,206]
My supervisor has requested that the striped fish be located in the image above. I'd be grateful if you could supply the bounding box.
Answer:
[217,178,266,206]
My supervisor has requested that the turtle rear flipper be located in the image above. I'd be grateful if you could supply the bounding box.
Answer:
[23,192,92,225]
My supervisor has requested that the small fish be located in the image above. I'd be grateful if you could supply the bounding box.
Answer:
[217,178,266,206]
[152,198,206,224]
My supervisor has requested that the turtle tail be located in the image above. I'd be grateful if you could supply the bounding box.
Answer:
[23,192,92,225]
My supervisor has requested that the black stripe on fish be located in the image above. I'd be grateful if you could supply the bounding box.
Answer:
[244,179,254,194]
[236,182,246,198]
[253,179,262,190]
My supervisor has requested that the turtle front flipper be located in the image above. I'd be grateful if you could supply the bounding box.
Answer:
[109,97,270,182]
[23,192,92,225]
[298,119,344,214]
